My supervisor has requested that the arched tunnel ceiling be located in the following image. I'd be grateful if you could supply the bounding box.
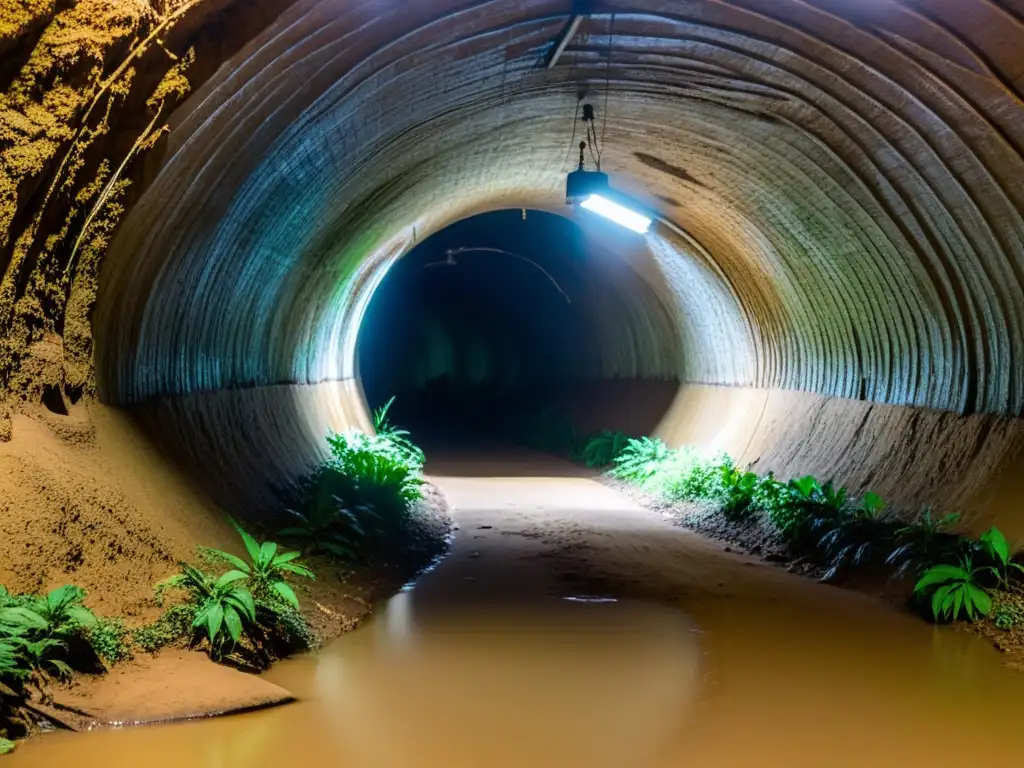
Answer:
[94,0,1024,422]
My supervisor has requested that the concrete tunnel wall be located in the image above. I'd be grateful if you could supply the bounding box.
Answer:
[87,0,1024,535]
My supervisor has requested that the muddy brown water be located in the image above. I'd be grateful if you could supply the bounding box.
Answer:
[10,453,1024,766]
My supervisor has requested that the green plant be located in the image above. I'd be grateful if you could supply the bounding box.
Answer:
[993,600,1024,630]
[914,557,992,622]
[609,437,672,483]
[769,476,849,546]
[0,585,99,678]
[750,473,789,517]
[718,463,760,521]
[662,455,720,501]
[0,737,14,754]
[816,492,894,581]
[886,509,964,578]
[326,430,424,509]
[158,564,256,657]
[578,431,630,468]
[201,524,315,610]
[88,618,132,664]
[279,499,364,559]
[977,526,1024,589]
[372,396,426,469]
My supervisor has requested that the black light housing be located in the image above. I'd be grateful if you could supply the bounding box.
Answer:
[565,167,609,205]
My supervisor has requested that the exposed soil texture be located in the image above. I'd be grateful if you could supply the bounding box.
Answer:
[0,400,451,728]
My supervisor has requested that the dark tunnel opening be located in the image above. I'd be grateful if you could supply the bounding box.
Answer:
[356,209,678,448]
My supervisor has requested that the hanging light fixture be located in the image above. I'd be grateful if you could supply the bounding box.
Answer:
[565,103,650,234]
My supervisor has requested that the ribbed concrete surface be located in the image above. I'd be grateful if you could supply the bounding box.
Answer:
[88,1,1024,511]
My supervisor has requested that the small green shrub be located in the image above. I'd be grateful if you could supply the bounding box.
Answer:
[201,523,315,610]
[816,493,895,581]
[157,564,256,658]
[88,618,132,664]
[993,600,1024,630]
[662,455,720,501]
[718,463,760,521]
[750,473,789,517]
[886,509,964,578]
[609,437,672,483]
[769,476,848,546]
[0,737,14,754]
[977,526,1024,589]
[279,499,363,559]
[132,603,196,653]
[578,431,630,468]
[326,431,424,509]
[914,557,992,622]
[0,584,99,679]
[372,396,426,469]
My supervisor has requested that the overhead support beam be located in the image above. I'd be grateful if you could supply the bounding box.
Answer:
[546,14,585,69]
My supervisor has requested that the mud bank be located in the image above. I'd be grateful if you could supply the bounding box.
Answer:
[0,399,451,729]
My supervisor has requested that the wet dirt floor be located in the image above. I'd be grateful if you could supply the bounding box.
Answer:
[10,451,1024,767]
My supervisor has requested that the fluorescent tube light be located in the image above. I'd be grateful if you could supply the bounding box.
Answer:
[580,194,651,234]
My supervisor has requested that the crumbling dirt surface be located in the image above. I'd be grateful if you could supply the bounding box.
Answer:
[0,399,451,725]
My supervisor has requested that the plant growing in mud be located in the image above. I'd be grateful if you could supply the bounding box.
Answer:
[769,476,848,547]
[326,430,424,513]
[578,430,630,469]
[885,508,965,578]
[279,498,365,560]
[202,524,315,610]
[0,584,100,678]
[717,462,761,521]
[816,493,894,581]
[976,526,1024,590]
[88,618,132,665]
[914,557,992,622]
[157,564,257,658]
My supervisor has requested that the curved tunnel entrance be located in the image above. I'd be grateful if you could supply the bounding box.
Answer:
[357,209,681,448]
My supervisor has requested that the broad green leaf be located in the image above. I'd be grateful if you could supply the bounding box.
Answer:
[278,562,316,580]
[932,584,954,620]
[226,588,256,622]
[65,604,97,628]
[215,570,248,588]
[966,584,992,616]
[223,606,242,644]
[952,588,963,621]
[234,523,261,563]
[914,565,968,592]
[258,541,278,567]
[0,606,48,631]
[271,581,300,609]
[47,585,86,613]
[273,551,303,565]
[206,604,224,643]
[0,737,15,754]
[205,549,250,573]
[980,527,1010,566]
[862,492,885,514]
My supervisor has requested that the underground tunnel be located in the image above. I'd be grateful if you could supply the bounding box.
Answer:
[2,0,1024,764]
[356,208,681,444]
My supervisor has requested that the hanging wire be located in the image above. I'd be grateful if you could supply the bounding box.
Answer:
[561,100,582,171]
[598,13,615,168]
